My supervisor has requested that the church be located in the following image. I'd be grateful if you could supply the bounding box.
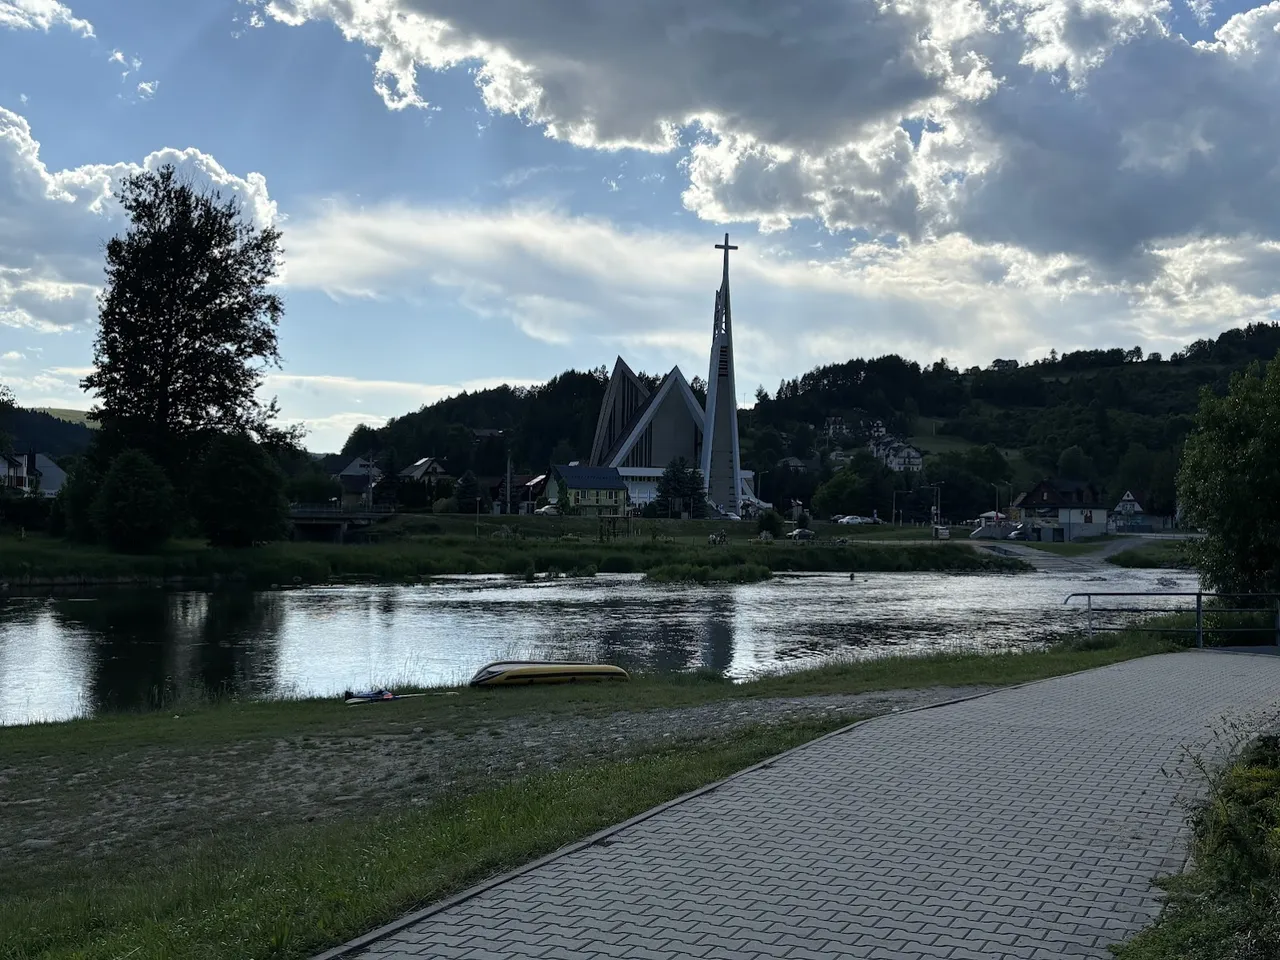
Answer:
[586,235,762,517]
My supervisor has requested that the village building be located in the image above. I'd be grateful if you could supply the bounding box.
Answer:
[1011,479,1109,541]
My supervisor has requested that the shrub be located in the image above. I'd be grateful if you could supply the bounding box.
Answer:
[757,509,784,538]
[59,461,101,542]
[190,433,290,547]
[432,497,459,514]
[92,449,175,552]
[599,554,637,573]
[796,512,811,529]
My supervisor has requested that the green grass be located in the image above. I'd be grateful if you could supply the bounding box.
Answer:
[1107,540,1195,569]
[0,530,1029,586]
[0,721,841,960]
[1112,733,1280,959]
[31,407,95,428]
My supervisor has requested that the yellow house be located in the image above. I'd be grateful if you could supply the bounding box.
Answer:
[552,464,629,517]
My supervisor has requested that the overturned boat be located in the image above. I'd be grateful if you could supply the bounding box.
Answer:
[469,660,630,687]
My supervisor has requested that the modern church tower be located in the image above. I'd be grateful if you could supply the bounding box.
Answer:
[700,234,744,515]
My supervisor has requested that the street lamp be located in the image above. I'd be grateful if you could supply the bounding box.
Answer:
[990,481,1011,528]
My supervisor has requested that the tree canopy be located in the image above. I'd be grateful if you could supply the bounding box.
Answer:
[81,165,291,476]
[1178,353,1280,595]
[190,434,291,547]
[655,457,707,518]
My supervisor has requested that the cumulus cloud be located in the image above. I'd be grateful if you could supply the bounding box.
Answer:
[251,0,1280,312]
[136,80,157,98]
[0,0,93,36]
[0,107,278,336]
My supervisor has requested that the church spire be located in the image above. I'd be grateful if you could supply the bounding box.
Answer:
[701,234,744,516]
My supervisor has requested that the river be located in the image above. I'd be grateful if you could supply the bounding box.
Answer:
[0,566,1199,726]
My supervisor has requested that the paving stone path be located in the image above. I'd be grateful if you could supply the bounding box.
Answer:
[341,652,1280,960]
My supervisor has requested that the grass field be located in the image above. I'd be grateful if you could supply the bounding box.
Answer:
[1,631,1179,960]
[0,523,1026,586]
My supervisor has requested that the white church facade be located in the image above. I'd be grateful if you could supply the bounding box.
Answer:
[586,235,764,516]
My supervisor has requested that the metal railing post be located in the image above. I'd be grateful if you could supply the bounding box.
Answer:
[1196,593,1204,648]
[1087,595,1093,638]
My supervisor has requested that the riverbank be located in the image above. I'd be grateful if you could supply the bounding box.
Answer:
[1,632,1177,960]
[0,530,1028,587]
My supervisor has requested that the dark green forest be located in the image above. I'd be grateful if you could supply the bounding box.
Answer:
[329,322,1280,521]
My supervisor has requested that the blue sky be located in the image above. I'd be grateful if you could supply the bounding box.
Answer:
[2,0,1278,450]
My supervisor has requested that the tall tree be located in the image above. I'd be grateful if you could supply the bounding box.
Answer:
[0,380,13,452]
[81,165,291,477]
[1179,354,1280,595]
[190,433,290,547]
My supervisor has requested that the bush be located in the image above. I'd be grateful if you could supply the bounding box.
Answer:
[92,449,175,552]
[757,509,783,538]
[286,472,341,504]
[0,493,53,532]
[796,512,811,529]
[432,497,459,514]
[599,554,637,573]
[190,433,291,548]
[59,461,101,542]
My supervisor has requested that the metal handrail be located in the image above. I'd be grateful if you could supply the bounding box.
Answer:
[1063,591,1280,649]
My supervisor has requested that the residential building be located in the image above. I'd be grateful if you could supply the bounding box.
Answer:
[1011,479,1109,541]
[398,457,450,484]
[824,416,848,440]
[868,436,923,472]
[550,464,629,517]
[333,457,381,508]
[1,452,65,498]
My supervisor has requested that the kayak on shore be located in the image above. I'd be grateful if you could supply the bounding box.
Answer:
[469,661,630,687]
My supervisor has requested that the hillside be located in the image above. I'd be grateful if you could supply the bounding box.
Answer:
[343,322,1280,521]
[0,407,95,459]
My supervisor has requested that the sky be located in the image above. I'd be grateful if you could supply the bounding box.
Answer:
[2,0,1279,452]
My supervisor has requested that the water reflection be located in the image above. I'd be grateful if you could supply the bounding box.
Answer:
[0,566,1199,726]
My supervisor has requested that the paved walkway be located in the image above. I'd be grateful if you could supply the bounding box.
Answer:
[343,652,1280,960]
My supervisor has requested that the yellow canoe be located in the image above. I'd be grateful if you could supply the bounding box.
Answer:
[469,660,630,687]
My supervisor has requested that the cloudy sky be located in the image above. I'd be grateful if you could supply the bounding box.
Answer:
[2,0,1279,451]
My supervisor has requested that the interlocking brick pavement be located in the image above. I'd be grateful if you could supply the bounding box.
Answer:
[334,651,1280,959]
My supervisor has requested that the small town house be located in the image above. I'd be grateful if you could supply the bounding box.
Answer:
[550,464,628,517]
[2,452,66,498]
[1011,479,1108,541]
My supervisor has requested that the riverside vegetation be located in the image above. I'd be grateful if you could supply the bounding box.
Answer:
[0,516,1028,586]
[2,630,1176,960]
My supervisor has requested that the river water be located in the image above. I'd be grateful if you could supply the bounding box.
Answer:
[0,566,1199,726]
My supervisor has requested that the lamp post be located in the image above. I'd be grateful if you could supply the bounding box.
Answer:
[891,489,903,526]
[476,495,481,539]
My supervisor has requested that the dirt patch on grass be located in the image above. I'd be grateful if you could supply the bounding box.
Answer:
[0,685,992,877]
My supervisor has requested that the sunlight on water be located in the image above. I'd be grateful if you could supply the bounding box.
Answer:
[0,566,1199,725]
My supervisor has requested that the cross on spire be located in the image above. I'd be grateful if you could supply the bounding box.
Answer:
[715,233,737,281]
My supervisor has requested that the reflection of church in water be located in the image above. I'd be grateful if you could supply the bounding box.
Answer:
[586,235,765,516]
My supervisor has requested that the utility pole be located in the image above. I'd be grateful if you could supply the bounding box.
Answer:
[476,495,481,538]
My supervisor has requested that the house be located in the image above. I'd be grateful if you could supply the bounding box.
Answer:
[496,473,547,514]
[824,416,848,440]
[550,464,628,517]
[867,436,922,473]
[1,451,66,498]
[333,457,381,508]
[398,457,450,484]
[777,456,809,472]
[1011,479,1109,541]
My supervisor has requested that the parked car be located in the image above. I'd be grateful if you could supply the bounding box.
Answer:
[787,527,817,540]
[838,515,867,525]
[534,504,559,516]
[1007,524,1029,541]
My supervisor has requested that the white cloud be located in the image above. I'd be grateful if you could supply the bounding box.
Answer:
[0,0,93,36]
[136,80,158,98]
[252,0,1280,311]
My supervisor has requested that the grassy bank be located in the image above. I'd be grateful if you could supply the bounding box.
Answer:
[644,562,773,583]
[1113,732,1280,959]
[1107,539,1195,569]
[0,631,1181,960]
[0,530,1028,586]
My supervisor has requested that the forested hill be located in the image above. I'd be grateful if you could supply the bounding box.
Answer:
[348,322,1280,514]
[0,407,95,459]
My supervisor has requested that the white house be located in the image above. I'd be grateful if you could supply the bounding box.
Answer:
[868,436,923,472]
[1,452,66,498]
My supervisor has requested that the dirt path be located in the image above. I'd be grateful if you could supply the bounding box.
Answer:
[0,685,993,874]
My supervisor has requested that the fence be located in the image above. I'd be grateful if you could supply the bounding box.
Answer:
[1062,591,1280,648]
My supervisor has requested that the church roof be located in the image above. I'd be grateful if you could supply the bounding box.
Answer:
[553,464,629,491]
[602,366,705,468]
[589,357,651,466]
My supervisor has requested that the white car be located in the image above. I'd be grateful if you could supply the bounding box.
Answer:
[838,515,867,525]
[534,504,559,516]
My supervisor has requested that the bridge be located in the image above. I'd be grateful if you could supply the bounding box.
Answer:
[288,503,395,541]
